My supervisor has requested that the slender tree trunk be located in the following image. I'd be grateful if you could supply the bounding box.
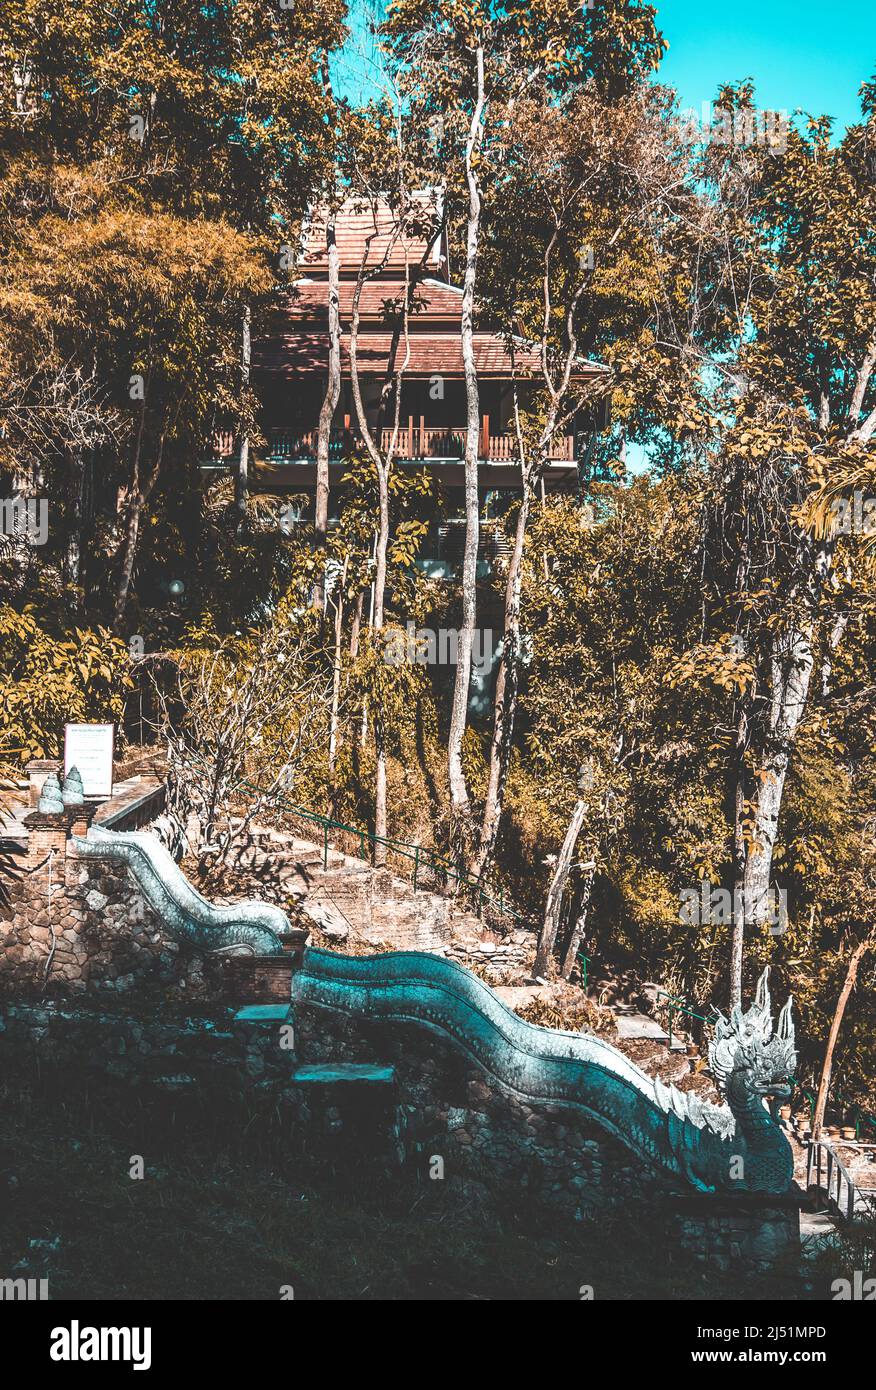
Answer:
[372,472,390,866]
[734,624,815,1007]
[730,704,748,1012]
[66,448,84,593]
[535,796,588,978]
[112,394,147,630]
[328,556,348,778]
[113,490,144,631]
[447,44,485,852]
[313,206,340,610]
[475,482,530,877]
[349,588,364,658]
[560,862,596,980]
[812,935,871,1141]
[235,303,251,532]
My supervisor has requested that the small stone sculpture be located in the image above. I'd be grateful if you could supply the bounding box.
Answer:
[61,766,85,806]
[37,772,65,814]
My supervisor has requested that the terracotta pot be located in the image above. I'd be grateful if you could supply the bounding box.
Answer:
[842,1127,857,1141]
[779,1104,792,1121]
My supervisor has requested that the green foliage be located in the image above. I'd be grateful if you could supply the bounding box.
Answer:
[0,604,133,758]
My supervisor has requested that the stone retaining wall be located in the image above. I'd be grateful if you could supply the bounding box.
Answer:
[0,992,804,1277]
[0,812,215,999]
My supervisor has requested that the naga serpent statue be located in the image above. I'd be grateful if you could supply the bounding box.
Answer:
[71,824,796,1194]
[72,825,292,955]
[292,949,797,1195]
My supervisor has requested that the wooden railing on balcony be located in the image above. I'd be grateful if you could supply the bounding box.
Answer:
[268,429,352,460]
[379,425,465,458]
[266,424,575,463]
[209,425,576,464]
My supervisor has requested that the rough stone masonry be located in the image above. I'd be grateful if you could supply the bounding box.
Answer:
[0,804,212,998]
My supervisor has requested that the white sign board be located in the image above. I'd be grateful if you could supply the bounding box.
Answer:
[64,723,115,799]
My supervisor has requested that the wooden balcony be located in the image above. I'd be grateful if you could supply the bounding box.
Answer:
[259,422,575,463]
[206,422,577,468]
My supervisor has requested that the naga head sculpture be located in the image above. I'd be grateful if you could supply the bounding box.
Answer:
[709,967,796,1104]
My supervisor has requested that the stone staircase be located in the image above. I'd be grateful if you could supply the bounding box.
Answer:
[222,823,534,968]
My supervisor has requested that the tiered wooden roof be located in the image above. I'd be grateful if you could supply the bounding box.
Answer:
[255,195,607,385]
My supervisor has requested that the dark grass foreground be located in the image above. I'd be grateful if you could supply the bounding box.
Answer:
[0,1078,825,1302]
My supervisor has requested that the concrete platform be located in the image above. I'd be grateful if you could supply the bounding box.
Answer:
[614,1013,670,1042]
[233,1004,293,1024]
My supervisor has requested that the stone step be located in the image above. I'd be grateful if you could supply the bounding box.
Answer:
[799,1208,838,1248]
[290,1062,396,1087]
[232,1004,293,1026]
[614,1013,670,1043]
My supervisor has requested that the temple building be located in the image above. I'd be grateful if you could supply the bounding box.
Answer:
[208,193,610,573]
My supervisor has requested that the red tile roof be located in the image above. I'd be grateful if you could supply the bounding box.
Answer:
[285,278,464,321]
[255,330,606,380]
[262,194,609,387]
[301,194,444,275]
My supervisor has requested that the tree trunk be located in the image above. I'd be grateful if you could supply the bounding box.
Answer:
[349,588,364,658]
[447,44,485,852]
[66,448,85,594]
[372,471,390,866]
[560,862,595,979]
[327,556,347,778]
[112,394,147,630]
[812,935,871,1141]
[535,796,588,978]
[313,207,340,610]
[734,624,815,1008]
[730,705,748,1012]
[113,490,143,631]
[474,483,529,877]
[235,303,251,532]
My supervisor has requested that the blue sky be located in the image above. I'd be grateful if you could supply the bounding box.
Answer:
[337,1,876,131]
[657,0,875,132]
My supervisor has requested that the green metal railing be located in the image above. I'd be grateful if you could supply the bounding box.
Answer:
[789,1079,816,1123]
[655,989,718,1048]
[215,764,529,927]
[829,1092,876,1140]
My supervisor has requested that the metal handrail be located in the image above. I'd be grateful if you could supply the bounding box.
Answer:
[831,1092,876,1141]
[207,761,529,927]
[806,1138,864,1223]
[654,989,718,1048]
